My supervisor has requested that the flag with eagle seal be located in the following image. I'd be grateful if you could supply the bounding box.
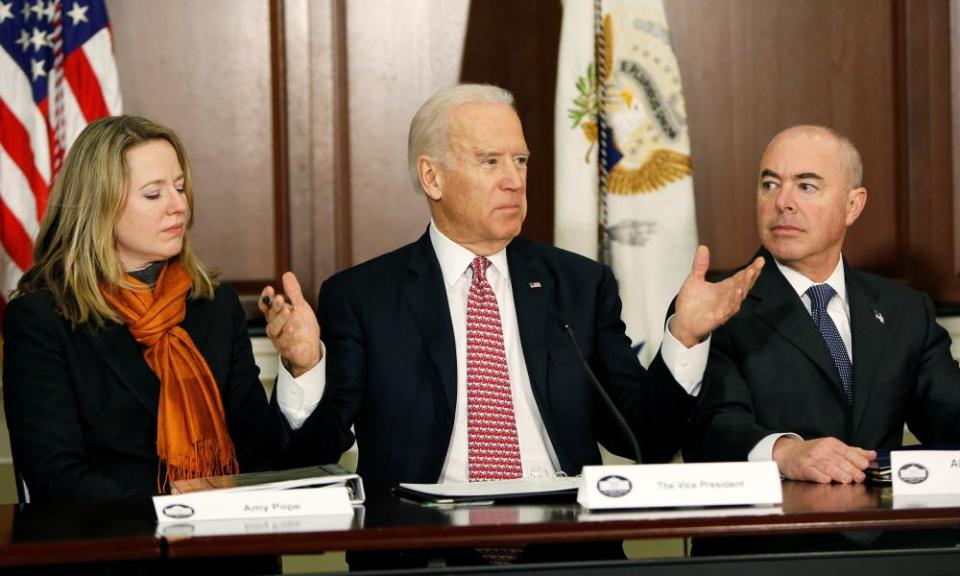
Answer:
[554,0,697,367]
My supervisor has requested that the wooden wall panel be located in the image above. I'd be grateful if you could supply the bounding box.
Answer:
[106,0,278,284]
[954,0,960,292]
[101,0,960,307]
[664,0,903,273]
[345,0,470,265]
[481,0,955,302]
[460,0,562,247]
[283,0,341,302]
[905,0,958,302]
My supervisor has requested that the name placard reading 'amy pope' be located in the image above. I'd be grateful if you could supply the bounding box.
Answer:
[153,486,354,523]
[577,462,782,510]
[891,450,960,496]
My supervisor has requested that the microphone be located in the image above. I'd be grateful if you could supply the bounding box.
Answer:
[562,323,643,464]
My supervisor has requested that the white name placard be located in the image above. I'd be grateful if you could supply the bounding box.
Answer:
[577,462,782,510]
[890,450,960,496]
[153,486,354,523]
[156,511,357,539]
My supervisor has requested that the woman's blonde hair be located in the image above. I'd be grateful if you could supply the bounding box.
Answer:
[16,115,217,327]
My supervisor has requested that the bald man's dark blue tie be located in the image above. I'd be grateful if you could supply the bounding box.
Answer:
[806,284,853,403]
[808,284,879,546]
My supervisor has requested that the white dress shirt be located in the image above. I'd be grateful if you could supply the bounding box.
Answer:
[429,223,708,481]
[748,257,851,462]
[275,343,325,429]
[275,222,712,475]
[431,224,559,481]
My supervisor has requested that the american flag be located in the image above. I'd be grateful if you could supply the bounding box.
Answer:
[0,0,121,319]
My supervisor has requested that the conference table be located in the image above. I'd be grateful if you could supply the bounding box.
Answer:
[2,481,960,574]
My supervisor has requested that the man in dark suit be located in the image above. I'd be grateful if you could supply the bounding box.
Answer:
[685,125,960,483]
[262,82,767,567]
[263,84,762,501]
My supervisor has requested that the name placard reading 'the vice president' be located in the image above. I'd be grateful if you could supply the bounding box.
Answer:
[577,462,782,511]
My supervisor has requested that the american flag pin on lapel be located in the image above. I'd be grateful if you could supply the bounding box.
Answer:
[874,310,885,324]
[529,281,542,289]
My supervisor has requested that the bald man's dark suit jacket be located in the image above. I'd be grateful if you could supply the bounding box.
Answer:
[3,284,316,503]
[302,230,695,494]
[685,248,960,462]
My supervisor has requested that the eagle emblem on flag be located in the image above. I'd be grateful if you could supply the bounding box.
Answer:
[599,13,692,196]
[555,0,698,367]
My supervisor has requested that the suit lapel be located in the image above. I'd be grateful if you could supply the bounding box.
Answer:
[404,231,458,417]
[846,265,887,433]
[86,321,160,418]
[751,252,848,402]
[507,238,553,414]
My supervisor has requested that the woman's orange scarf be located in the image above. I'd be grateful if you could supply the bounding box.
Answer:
[101,262,238,492]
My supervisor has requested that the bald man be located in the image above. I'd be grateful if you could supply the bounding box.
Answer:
[685,125,960,484]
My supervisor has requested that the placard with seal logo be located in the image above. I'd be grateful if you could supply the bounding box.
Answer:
[155,510,358,538]
[596,475,633,498]
[891,450,960,497]
[577,462,781,510]
[152,485,354,524]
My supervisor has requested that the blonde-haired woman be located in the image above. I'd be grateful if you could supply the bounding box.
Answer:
[3,115,324,503]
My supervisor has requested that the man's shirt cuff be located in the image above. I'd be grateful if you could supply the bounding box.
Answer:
[660,314,710,396]
[748,432,803,462]
[276,341,326,429]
